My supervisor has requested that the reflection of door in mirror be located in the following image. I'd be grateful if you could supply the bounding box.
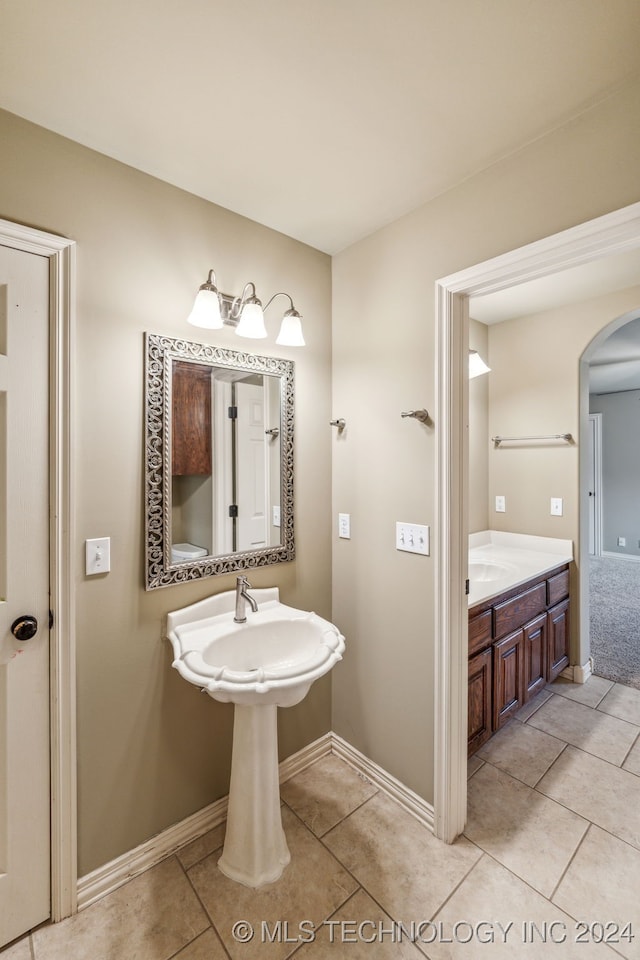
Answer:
[235,379,267,551]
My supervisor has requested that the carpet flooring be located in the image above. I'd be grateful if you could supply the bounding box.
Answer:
[590,555,640,690]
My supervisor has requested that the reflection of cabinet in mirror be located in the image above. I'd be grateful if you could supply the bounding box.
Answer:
[172,362,212,475]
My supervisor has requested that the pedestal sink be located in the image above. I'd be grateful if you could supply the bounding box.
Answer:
[166,585,345,887]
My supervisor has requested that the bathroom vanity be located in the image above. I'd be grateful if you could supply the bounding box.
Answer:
[467,532,573,756]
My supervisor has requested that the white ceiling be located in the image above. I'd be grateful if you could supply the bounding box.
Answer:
[469,248,640,327]
[469,248,640,394]
[1,0,640,253]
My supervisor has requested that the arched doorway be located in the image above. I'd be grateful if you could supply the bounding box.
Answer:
[580,309,640,689]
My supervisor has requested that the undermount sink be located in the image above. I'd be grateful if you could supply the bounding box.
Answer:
[166,584,345,888]
[468,559,517,583]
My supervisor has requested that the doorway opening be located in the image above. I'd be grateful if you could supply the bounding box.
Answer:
[433,200,640,843]
[581,310,640,691]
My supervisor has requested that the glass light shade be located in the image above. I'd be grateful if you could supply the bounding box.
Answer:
[469,350,491,378]
[187,288,223,329]
[235,300,267,339]
[276,312,305,347]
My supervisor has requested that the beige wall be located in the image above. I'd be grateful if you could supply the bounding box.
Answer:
[487,286,640,542]
[331,77,640,803]
[0,109,333,876]
[487,285,640,665]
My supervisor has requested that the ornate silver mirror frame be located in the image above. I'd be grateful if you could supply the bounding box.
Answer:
[145,333,295,589]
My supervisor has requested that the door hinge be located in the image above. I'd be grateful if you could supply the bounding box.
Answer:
[228,504,238,518]
[49,609,54,629]
[228,406,238,420]
[465,578,470,596]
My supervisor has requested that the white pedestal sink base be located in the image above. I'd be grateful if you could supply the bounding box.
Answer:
[218,703,290,887]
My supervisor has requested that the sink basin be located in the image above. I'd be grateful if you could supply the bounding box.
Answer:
[166,585,345,888]
[168,588,344,707]
[469,559,517,583]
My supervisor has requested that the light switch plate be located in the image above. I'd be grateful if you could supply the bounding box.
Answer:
[396,522,430,555]
[86,537,111,575]
[272,505,281,527]
[338,513,351,539]
[550,497,563,517]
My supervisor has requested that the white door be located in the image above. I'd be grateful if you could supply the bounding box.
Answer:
[588,413,603,557]
[0,246,51,946]
[236,380,267,552]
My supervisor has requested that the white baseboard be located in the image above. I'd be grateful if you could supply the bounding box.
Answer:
[77,792,230,911]
[559,657,593,684]
[330,733,435,832]
[77,730,433,911]
[602,550,640,563]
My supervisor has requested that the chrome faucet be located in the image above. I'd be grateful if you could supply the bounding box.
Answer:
[234,575,258,623]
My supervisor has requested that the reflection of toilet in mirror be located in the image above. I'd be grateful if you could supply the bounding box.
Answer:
[171,542,208,564]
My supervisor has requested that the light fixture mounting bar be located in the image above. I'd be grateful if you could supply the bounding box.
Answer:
[218,292,241,326]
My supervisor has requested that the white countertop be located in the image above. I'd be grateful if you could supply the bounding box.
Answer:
[468,531,573,608]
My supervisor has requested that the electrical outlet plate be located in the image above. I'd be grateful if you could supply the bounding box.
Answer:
[495,496,506,513]
[396,522,429,555]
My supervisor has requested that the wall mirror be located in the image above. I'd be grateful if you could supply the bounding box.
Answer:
[145,333,295,589]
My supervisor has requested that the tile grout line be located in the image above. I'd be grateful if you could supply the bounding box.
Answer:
[527,703,640,769]
[535,737,640,782]
[465,762,597,895]
[543,823,629,960]
[547,820,592,903]
[174,854,233,960]
[422,848,486,923]
[619,726,640,769]
[286,887,364,959]
[166,927,229,960]
[461,846,589,918]
[531,741,570,789]
[284,785,380,842]
[533,750,640,855]
[533,687,639,731]
[176,839,225,874]
[477,741,569,791]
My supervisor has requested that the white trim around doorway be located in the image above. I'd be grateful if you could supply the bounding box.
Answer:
[433,200,640,844]
[0,218,77,920]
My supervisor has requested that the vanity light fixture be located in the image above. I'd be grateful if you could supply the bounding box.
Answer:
[469,349,491,378]
[187,269,305,346]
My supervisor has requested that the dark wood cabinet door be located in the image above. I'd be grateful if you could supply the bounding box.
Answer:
[547,598,570,681]
[468,647,492,756]
[524,612,547,701]
[172,360,212,476]
[493,629,525,729]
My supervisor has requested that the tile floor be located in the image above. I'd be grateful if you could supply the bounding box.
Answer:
[3,675,640,959]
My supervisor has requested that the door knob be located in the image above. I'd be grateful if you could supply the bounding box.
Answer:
[11,615,38,641]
